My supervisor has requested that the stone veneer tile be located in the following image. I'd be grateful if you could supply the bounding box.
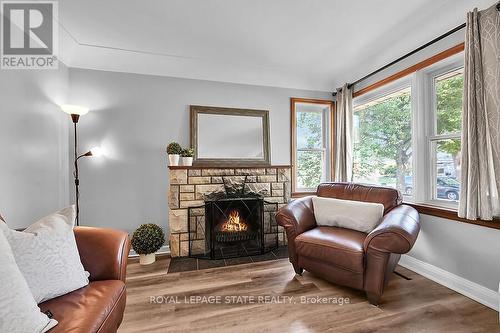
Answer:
[189,207,205,216]
[180,233,189,241]
[266,168,277,175]
[180,200,204,208]
[180,185,194,192]
[188,177,212,185]
[211,176,223,184]
[180,192,195,201]
[272,189,284,197]
[202,169,234,176]
[258,175,277,183]
[271,182,283,189]
[168,185,179,209]
[195,184,225,200]
[277,168,291,182]
[235,168,266,175]
[245,183,270,196]
[169,209,188,233]
[170,169,188,184]
[188,169,202,176]
[169,234,180,257]
[180,241,189,256]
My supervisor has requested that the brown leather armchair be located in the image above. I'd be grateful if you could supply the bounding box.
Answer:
[276,183,420,305]
[39,227,130,333]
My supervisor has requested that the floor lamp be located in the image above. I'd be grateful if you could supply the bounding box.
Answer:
[61,104,95,226]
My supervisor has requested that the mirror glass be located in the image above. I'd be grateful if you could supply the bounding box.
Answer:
[197,113,264,159]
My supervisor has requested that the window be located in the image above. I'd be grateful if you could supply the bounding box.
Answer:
[291,98,334,193]
[428,67,463,204]
[353,50,464,208]
[353,79,413,198]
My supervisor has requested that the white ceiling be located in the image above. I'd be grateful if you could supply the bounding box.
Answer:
[58,0,494,92]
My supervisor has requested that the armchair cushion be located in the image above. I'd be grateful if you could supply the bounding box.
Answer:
[295,227,366,273]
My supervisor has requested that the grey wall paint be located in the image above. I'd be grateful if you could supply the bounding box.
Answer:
[0,64,70,229]
[68,68,331,235]
[409,214,500,291]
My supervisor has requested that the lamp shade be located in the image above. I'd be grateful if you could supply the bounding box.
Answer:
[89,146,104,157]
[60,104,89,116]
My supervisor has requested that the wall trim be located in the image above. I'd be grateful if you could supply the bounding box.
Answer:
[400,255,499,312]
[129,245,170,258]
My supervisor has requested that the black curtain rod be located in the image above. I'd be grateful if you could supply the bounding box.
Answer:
[332,22,466,96]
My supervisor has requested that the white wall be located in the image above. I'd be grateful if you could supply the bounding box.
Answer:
[67,68,331,235]
[0,65,69,229]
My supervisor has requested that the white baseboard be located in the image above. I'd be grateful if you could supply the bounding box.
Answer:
[399,255,499,312]
[129,245,170,258]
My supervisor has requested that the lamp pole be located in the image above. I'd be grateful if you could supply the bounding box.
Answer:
[61,105,90,226]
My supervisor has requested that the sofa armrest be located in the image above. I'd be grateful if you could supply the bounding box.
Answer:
[74,226,130,282]
[364,205,420,254]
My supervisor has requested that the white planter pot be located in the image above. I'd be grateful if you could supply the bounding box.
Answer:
[168,154,180,166]
[180,156,193,166]
[139,253,156,265]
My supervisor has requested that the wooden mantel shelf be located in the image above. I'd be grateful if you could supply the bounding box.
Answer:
[168,165,291,170]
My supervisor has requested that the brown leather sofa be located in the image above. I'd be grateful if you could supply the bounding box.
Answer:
[39,227,130,332]
[276,182,420,305]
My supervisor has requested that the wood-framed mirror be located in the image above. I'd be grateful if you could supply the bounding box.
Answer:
[190,105,271,166]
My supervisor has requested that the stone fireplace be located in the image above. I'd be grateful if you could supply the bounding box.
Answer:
[168,166,290,257]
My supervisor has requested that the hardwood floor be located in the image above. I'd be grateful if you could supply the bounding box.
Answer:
[120,257,499,332]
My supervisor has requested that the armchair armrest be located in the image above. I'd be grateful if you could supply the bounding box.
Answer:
[364,205,420,254]
[275,196,316,272]
[74,226,130,282]
[276,196,316,239]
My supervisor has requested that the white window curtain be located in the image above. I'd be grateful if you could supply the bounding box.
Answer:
[459,4,500,220]
[334,84,353,182]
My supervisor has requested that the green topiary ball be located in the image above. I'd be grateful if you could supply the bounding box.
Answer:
[131,223,165,255]
[166,142,182,155]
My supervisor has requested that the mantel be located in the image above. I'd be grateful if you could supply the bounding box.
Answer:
[168,165,291,170]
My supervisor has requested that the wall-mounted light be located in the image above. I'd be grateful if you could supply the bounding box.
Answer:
[60,104,90,226]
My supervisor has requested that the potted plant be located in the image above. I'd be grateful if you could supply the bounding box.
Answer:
[131,223,165,265]
[166,142,182,166]
[180,147,195,166]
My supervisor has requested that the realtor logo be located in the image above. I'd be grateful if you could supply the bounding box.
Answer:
[1,1,58,69]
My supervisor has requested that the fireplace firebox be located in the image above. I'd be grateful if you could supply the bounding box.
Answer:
[187,176,279,259]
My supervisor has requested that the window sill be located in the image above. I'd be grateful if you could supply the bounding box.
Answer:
[407,203,500,230]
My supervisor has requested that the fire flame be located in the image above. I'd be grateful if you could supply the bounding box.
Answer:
[221,210,248,232]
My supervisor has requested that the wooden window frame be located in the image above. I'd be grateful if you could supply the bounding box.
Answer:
[353,43,500,228]
[290,98,335,196]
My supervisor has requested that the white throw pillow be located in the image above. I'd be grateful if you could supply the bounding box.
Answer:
[0,206,89,303]
[0,229,58,332]
[312,196,384,233]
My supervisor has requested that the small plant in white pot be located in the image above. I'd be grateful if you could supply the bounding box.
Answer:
[166,142,182,166]
[180,147,194,166]
[131,223,165,265]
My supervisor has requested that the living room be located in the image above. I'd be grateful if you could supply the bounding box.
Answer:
[1,0,499,332]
